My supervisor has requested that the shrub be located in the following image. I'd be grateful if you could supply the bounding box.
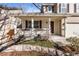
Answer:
[33,34,48,41]
[33,34,41,41]
[66,37,79,52]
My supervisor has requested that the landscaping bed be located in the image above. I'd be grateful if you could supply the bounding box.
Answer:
[17,39,54,48]
[0,51,48,56]
[66,37,79,53]
[1,37,79,56]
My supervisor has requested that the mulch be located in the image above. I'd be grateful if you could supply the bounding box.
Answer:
[0,51,48,56]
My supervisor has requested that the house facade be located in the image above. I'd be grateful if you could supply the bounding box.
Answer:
[1,3,79,38]
[14,3,79,38]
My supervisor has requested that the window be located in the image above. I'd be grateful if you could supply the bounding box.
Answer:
[26,21,32,28]
[67,4,69,12]
[76,4,79,13]
[26,20,42,28]
[34,21,42,28]
[48,6,52,11]
[60,4,67,13]
[48,5,55,13]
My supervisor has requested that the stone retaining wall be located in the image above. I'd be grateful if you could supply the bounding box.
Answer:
[3,45,55,53]
[2,44,78,56]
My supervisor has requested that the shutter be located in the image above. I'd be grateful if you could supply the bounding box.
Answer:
[74,4,76,13]
[26,20,28,28]
[67,4,69,12]
[41,5,43,13]
[40,20,42,28]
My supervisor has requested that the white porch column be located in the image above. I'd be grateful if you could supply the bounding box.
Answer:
[31,18,34,37]
[22,20,26,29]
[48,18,51,35]
[64,17,66,37]
[31,18,34,29]
[61,17,66,37]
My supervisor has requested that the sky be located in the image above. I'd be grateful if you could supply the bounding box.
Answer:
[0,3,40,13]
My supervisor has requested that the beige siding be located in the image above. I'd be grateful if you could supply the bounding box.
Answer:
[41,18,61,35]
[66,17,79,22]
[65,17,79,38]
[69,3,74,13]
[21,17,61,35]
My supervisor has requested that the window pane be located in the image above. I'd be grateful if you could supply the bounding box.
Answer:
[62,4,66,7]
[34,21,38,28]
[76,4,79,13]
[61,4,67,13]
[34,21,39,28]
[26,21,31,28]
[26,20,42,28]
[28,21,31,28]
[61,8,67,13]
[34,21,42,28]
[48,6,52,11]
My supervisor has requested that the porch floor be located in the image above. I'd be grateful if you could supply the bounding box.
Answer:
[49,35,70,45]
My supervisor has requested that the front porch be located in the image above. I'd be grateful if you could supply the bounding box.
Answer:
[16,14,66,40]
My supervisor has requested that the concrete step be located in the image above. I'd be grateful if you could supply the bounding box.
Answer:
[49,36,70,45]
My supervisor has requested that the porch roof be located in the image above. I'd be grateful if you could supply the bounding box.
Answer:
[14,13,68,17]
[11,13,79,18]
[11,13,79,20]
[13,13,79,17]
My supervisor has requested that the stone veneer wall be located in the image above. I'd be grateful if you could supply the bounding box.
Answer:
[2,45,69,56]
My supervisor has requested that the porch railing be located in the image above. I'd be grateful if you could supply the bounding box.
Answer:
[21,28,50,39]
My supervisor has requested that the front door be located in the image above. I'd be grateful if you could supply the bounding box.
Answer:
[51,21,54,34]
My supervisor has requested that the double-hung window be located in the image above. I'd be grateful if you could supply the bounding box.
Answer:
[26,21,32,28]
[48,6,52,13]
[26,20,42,28]
[60,4,67,13]
[76,4,79,13]
[34,21,42,28]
